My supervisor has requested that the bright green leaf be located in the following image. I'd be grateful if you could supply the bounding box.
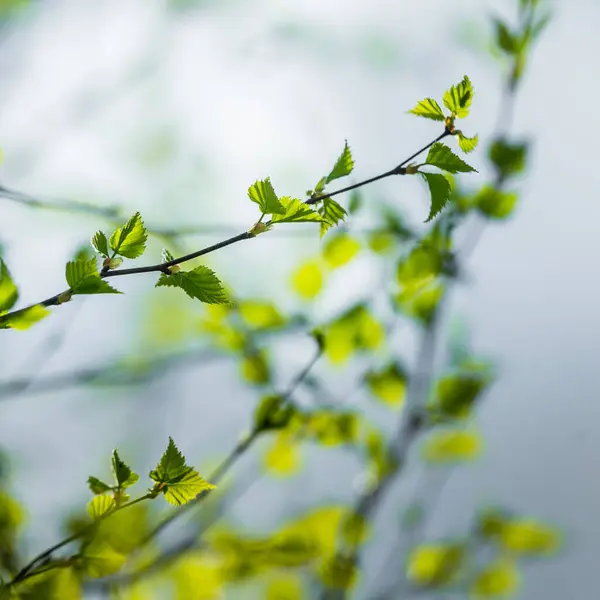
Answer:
[0,304,50,330]
[109,212,148,259]
[322,234,360,269]
[65,259,121,295]
[456,131,479,153]
[318,198,348,238]
[87,494,116,520]
[422,429,482,463]
[366,363,407,408]
[426,143,477,174]
[239,300,285,329]
[80,540,127,578]
[291,260,323,299]
[111,450,139,489]
[326,141,354,184]
[91,231,110,257]
[87,477,112,495]
[499,519,561,556]
[409,98,446,121]
[270,197,325,224]
[0,259,18,312]
[156,265,228,304]
[367,230,395,254]
[431,369,491,419]
[475,186,518,219]
[162,468,215,506]
[406,543,466,588]
[253,395,296,432]
[241,350,271,385]
[471,559,519,597]
[305,410,360,446]
[420,172,452,222]
[264,431,301,477]
[443,75,474,118]
[248,178,286,215]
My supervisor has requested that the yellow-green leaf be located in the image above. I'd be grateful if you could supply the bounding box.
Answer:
[457,131,479,153]
[271,197,325,224]
[156,265,229,304]
[163,469,215,506]
[0,304,50,330]
[499,520,561,556]
[239,300,285,329]
[426,142,477,174]
[109,212,148,259]
[420,172,452,223]
[471,559,519,598]
[475,186,518,219]
[422,429,482,463]
[264,431,301,477]
[318,198,348,238]
[86,494,116,520]
[326,141,354,183]
[266,574,303,600]
[322,234,360,269]
[241,350,271,385]
[366,364,407,408]
[80,540,127,578]
[409,98,446,121]
[443,75,474,118]
[306,410,360,446]
[0,259,18,312]
[248,178,286,215]
[406,543,465,587]
[291,260,323,299]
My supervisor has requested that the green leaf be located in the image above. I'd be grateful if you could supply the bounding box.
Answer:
[471,559,519,597]
[499,519,561,556]
[156,265,228,304]
[65,259,121,295]
[326,141,354,184]
[291,260,324,300]
[162,248,175,263]
[456,131,479,153]
[422,429,482,463]
[241,350,271,385]
[162,468,215,506]
[348,190,362,214]
[305,410,360,446]
[91,231,110,257]
[420,172,452,222]
[0,304,51,330]
[149,438,215,506]
[425,143,477,174]
[87,494,116,520]
[149,437,188,483]
[0,259,18,312]
[443,75,474,118]
[271,197,325,224]
[88,476,112,495]
[109,212,148,259]
[80,539,127,578]
[408,98,446,121]
[253,395,296,432]
[430,370,491,419]
[366,363,407,408]
[406,543,466,588]
[322,234,360,269]
[489,140,527,179]
[493,19,518,53]
[111,450,139,489]
[318,198,348,238]
[475,186,518,219]
[248,178,286,215]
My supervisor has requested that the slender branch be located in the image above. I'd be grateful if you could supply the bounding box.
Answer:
[9,493,154,586]
[0,130,448,327]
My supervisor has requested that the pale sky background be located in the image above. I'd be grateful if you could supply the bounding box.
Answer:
[1,0,599,598]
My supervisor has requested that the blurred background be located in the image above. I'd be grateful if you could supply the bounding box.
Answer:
[1,0,599,597]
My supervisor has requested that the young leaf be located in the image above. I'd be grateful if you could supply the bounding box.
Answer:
[489,140,527,179]
[0,305,50,330]
[475,187,518,219]
[0,259,18,312]
[456,131,479,153]
[406,543,466,587]
[156,266,228,304]
[271,197,325,224]
[420,172,452,222]
[241,350,271,385]
[161,469,215,506]
[326,141,354,184]
[248,178,286,215]
[409,98,446,121]
[443,75,474,119]
[87,494,116,520]
[111,450,140,489]
[80,539,127,578]
[291,260,323,300]
[425,143,477,174]
[91,231,110,257]
[149,438,215,505]
[366,363,407,408]
[109,212,148,259]
[88,476,112,495]
[322,234,360,269]
[493,19,518,54]
[150,437,188,482]
[318,198,348,238]
[253,395,295,432]
[422,429,482,463]
[471,560,519,597]
[65,259,121,295]
[162,248,175,263]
